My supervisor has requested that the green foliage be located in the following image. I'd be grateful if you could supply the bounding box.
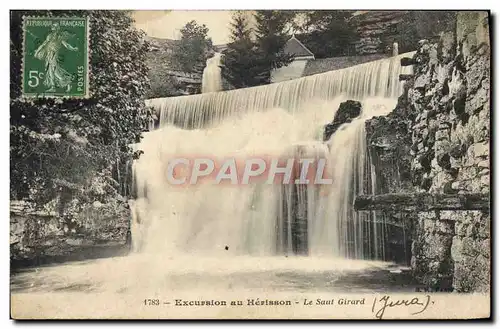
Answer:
[147,73,183,98]
[253,10,295,84]
[293,11,358,58]
[10,10,152,219]
[221,12,262,88]
[394,11,458,54]
[145,37,185,98]
[172,20,213,74]
[222,10,294,88]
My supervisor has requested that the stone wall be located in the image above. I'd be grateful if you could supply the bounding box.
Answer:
[407,11,490,292]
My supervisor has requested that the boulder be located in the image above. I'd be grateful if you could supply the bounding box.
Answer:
[323,100,362,141]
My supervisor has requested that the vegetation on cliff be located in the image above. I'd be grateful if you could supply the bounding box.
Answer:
[293,11,358,58]
[10,10,152,258]
[171,20,213,74]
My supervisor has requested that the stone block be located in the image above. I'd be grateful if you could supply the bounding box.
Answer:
[440,210,454,220]
[419,211,437,221]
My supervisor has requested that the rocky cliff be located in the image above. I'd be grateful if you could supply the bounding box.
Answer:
[366,11,490,292]
[409,11,490,292]
[351,11,457,55]
[351,11,409,55]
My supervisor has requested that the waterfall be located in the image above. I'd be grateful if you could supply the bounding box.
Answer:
[134,53,414,258]
[149,53,411,129]
[201,53,223,93]
[311,99,396,258]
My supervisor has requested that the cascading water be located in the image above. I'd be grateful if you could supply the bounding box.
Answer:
[149,53,408,128]
[311,99,396,258]
[201,52,223,93]
[134,52,414,259]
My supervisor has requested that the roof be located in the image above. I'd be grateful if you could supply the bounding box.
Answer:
[283,36,315,59]
[302,54,388,76]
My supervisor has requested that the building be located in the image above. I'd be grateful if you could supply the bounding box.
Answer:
[270,35,390,84]
[270,35,315,83]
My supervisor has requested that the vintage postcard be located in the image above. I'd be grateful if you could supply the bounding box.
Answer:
[10,10,491,320]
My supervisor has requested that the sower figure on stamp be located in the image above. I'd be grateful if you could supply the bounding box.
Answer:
[34,23,78,92]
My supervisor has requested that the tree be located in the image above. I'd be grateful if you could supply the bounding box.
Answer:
[222,11,296,88]
[172,20,213,74]
[10,10,152,226]
[253,10,295,84]
[294,11,358,58]
[147,74,183,98]
[394,11,457,54]
[221,11,262,88]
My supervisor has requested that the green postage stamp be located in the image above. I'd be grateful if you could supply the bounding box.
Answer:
[22,16,90,98]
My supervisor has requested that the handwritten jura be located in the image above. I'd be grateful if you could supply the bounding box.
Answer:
[371,295,432,319]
